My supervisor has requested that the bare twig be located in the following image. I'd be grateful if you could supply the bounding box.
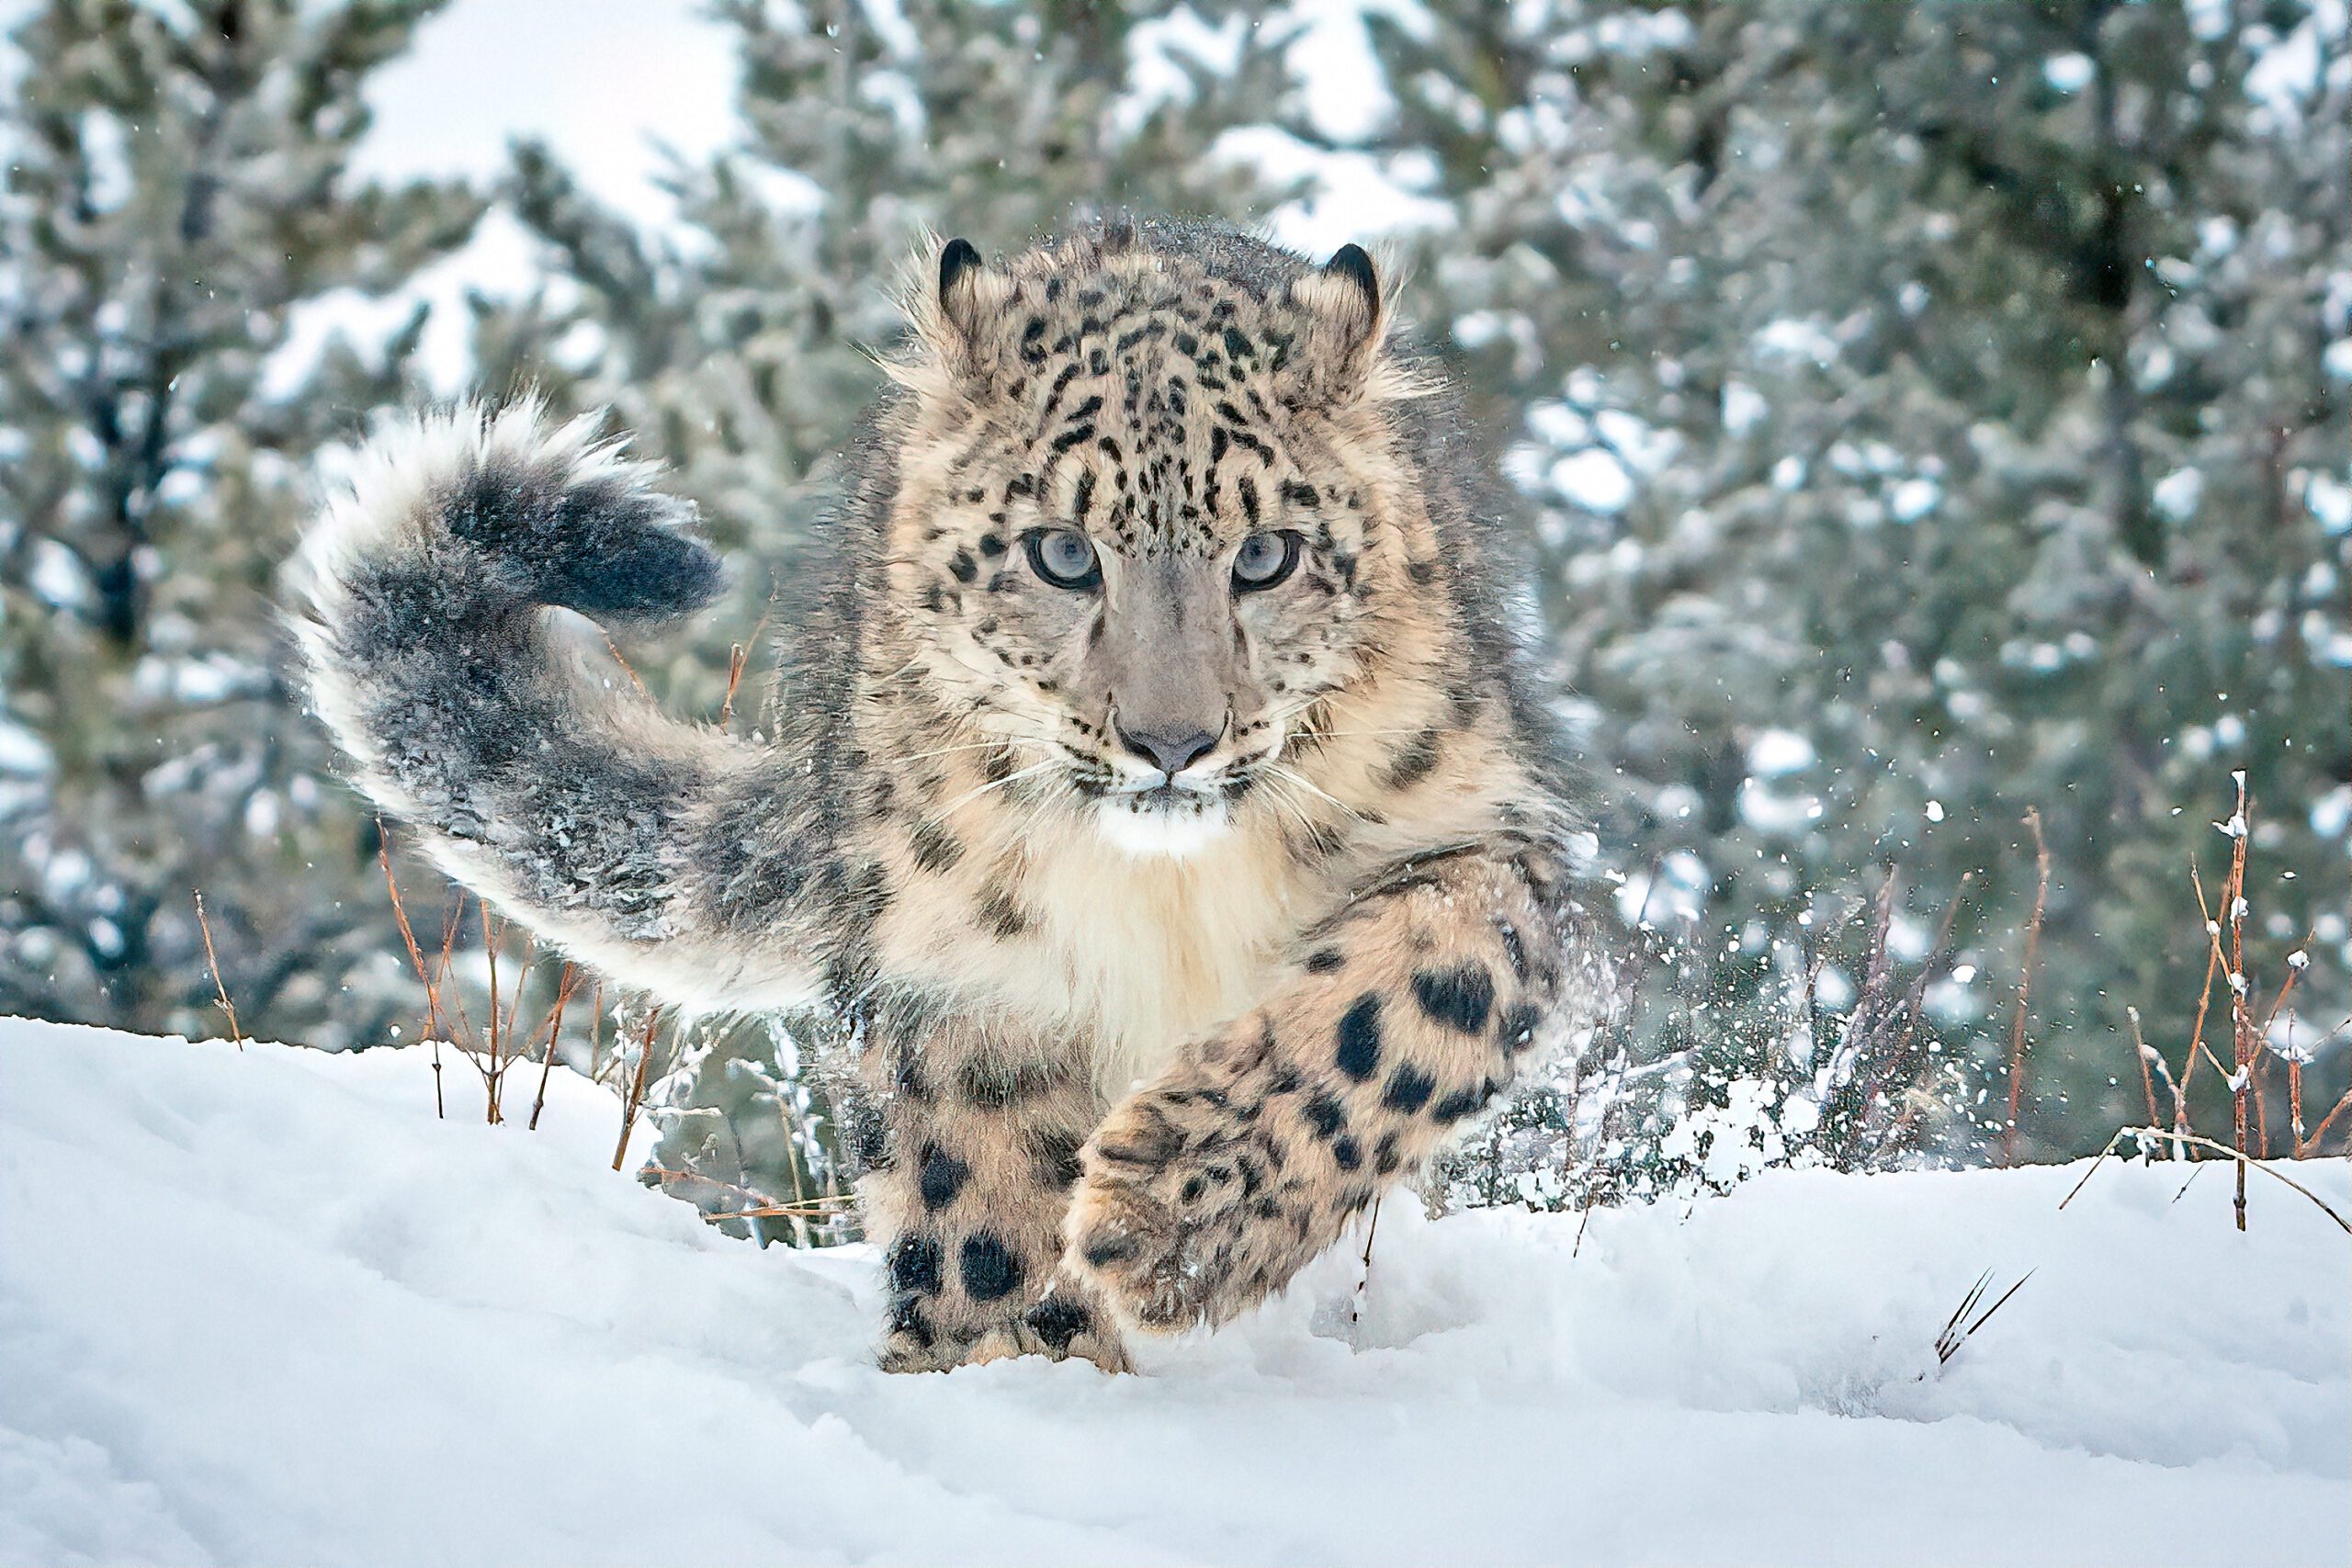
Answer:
[2304,1081,2352,1156]
[2221,775,2251,1228]
[2180,860,2223,1132]
[378,828,445,1118]
[587,983,606,1083]
[717,615,773,732]
[2258,949,2305,1153]
[498,930,537,1097]
[598,629,650,699]
[2126,1006,2160,1142]
[192,891,243,1050]
[2002,808,2050,1166]
[1350,1196,1384,1325]
[718,643,750,728]
[611,1006,665,1172]
[2266,998,2303,1155]
[481,905,503,1122]
[526,963,582,1132]
[424,892,487,1061]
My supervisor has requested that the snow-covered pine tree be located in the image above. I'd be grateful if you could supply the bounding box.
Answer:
[1340,0,2348,1168]
[0,0,481,1043]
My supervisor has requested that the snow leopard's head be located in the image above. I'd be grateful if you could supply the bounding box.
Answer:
[874,215,1476,860]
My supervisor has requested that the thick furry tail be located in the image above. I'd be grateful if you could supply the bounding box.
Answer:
[296,400,723,639]
[292,402,820,1013]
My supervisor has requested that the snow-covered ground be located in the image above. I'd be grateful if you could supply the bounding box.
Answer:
[2,1018,2344,1568]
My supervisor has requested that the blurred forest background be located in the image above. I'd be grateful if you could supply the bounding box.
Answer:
[2,0,2346,1222]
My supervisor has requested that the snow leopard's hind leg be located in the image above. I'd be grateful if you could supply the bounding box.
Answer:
[1042,837,1590,1335]
[292,403,827,1012]
[861,1001,1129,1372]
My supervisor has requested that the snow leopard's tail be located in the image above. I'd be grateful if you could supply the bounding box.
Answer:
[298,401,725,637]
[291,402,824,1013]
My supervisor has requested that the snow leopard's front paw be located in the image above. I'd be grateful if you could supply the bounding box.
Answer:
[879,1291,1133,1375]
[1062,1080,1298,1333]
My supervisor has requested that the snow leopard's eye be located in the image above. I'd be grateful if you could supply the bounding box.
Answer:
[1024,528,1101,591]
[1230,530,1301,592]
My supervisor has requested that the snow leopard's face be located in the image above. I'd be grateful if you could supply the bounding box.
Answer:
[882,226,1436,858]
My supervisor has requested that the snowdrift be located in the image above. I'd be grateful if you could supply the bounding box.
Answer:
[2,1017,2344,1567]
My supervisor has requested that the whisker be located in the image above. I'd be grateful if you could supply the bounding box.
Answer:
[935,759,1060,818]
[1254,772,1322,842]
[1258,698,1332,734]
[888,738,1018,765]
[1267,762,1364,821]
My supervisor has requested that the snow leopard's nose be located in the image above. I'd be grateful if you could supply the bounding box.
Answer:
[1115,721,1220,778]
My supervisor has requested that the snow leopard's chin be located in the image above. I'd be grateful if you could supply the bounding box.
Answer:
[1091,790,1234,858]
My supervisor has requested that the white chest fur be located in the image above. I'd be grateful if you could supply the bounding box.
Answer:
[872,813,1320,1102]
[1027,825,1314,1099]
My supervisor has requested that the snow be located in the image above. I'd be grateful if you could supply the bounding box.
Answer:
[2042,52,2096,94]
[1746,728,1816,779]
[3,1017,2346,1568]
[1549,447,1634,513]
[1211,127,1456,256]
[2154,466,2207,521]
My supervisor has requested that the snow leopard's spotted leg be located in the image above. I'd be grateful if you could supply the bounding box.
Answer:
[862,1006,1129,1372]
[1044,838,1584,1334]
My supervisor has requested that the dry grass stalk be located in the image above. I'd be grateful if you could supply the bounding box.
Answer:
[642,1165,858,1224]
[774,1082,820,1247]
[2062,1125,2352,1236]
[447,925,586,1128]
[1934,1268,2035,1365]
[381,822,596,1128]
[2002,809,2050,1166]
[697,1198,859,1224]
[192,890,243,1050]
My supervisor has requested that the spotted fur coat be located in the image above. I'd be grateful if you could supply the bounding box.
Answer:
[295,214,1601,1372]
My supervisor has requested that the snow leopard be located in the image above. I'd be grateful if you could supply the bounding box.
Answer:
[294,214,1600,1373]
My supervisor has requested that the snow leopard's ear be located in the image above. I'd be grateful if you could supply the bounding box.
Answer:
[912,232,1015,380]
[897,233,1018,401]
[936,236,987,337]
[1283,242,1412,405]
